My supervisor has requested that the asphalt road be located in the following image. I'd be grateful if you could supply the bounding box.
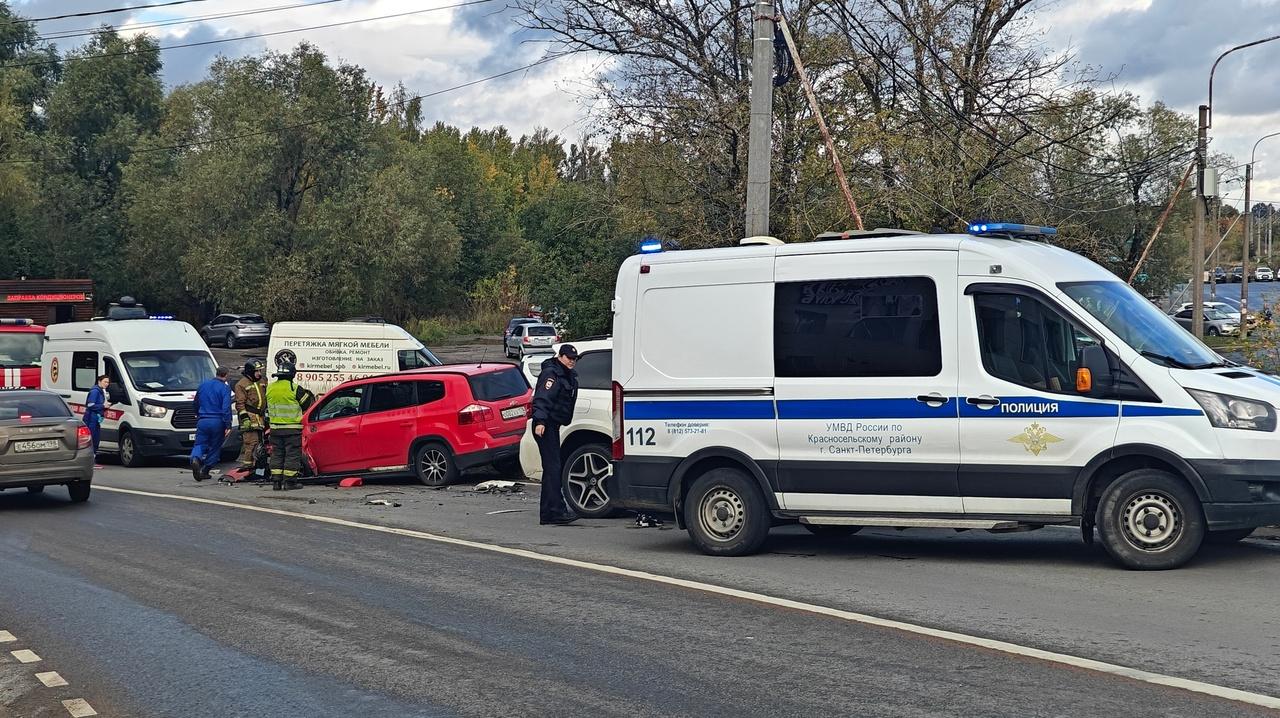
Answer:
[1,463,1278,717]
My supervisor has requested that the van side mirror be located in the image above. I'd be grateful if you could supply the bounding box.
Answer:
[1077,345,1111,395]
[108,384,129,405]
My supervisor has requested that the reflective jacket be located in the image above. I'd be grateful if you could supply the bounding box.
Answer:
[532,357,578,428]
[267,379,315,430]
[234,376,268,430]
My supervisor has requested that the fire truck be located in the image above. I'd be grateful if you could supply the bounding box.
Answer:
[0,318,44,389]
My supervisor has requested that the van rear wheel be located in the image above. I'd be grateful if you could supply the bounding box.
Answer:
[684,468,770,556]
[1096,469,1204,570]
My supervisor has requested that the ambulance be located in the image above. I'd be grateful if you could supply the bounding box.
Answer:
[0,319,44,389]
[610,224,1280,569]
[43,318,227,467]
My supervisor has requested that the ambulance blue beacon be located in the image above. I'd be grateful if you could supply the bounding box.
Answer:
[609,223,1280,569]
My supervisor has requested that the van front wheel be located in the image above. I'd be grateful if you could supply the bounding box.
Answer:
[1096,469,1205,570]
[119,429,143,468]
[684,468,770,556]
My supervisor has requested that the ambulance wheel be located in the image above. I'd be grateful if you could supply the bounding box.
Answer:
[803,524,860,538]
[1205,527,1255,544]
[118,429,144,468]
[1096,469,1204,570]
[225,333,238,349]
[684,468,770,556]
[67,482,90,503]
[414,442,457,486]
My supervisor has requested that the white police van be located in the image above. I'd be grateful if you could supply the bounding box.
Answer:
[610,224,1280,569]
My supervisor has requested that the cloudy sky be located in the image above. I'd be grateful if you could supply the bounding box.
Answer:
[11,0,1280,205]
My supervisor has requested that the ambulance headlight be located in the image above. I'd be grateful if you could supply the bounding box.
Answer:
[140,400,169,418]
[1187,389,1276,431]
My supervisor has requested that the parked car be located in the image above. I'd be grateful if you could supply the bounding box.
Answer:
[518,339,617,518]
[1231,266,1245,282]
[1256,266,1273,282]
[1171,307,1239,336]
[301,363,531,486]
[504,323,559,360]
[200,313,270,349]
[1174,301,1257,330]
[0,390,93,502]
[1212,266,1227,282]
[503,317,539,342]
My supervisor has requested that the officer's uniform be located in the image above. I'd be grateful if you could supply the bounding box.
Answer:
[233,360,268,471]
[266,363,315,490]
[532,345,580,524]
[191,374,233,480]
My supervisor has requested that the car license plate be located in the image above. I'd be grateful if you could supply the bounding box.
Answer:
[188,433,196,441]
[501,406,526,420]
[14,439,60,453]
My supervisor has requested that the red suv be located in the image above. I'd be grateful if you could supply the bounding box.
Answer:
[301,364,531,485]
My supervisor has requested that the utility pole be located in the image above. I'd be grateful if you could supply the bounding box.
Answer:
[744,0,775,238]
[1242,162,1251,330]
[1192,105,1208,337]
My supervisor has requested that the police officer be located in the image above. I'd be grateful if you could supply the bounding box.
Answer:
[233,360,268,473]
[532,344,579,525]
[266,361,315,491]
[191,367,233,481]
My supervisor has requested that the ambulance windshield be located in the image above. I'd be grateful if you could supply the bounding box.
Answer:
[0,333,42,367]
[1059,281,1222,369]
[122,350,216,392]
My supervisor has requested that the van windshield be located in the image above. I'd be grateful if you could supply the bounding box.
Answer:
[122,351,216,392]
[0,333,42,367]
[1059,281,1223,369]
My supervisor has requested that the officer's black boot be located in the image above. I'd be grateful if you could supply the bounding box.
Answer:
[272,476,282,491]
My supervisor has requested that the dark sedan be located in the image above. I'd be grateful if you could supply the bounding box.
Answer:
[0,390,94,502]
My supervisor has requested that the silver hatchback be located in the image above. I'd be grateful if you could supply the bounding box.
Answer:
[504,323,559,359]
[0,390,94,502]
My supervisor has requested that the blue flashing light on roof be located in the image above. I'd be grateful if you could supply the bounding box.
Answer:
[149,314,175,321]
[967,222,1058,238]
[638,239,663,254]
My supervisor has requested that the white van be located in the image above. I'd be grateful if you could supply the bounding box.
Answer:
[43,319,227,467]
[266,321,442,398]
[610,223,1280,570]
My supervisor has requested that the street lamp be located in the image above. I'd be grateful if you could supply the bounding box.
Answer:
[1244,131,1280,317]
[1194,33,1280,337]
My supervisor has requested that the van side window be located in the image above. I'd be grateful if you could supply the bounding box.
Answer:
[973,292,1098,395]
[103,357,131,405]
[72,351,98,391]
[398,349,433,371]
[774,276,942,378]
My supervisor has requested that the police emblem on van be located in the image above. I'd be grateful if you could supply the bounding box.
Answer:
[1008,422,1062,456]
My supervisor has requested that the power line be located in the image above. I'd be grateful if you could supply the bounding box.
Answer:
[5,0,354,48]
[1,0,497,69]
[2,55,562,165]
[1,0,216,26]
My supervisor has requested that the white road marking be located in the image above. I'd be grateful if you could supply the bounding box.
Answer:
[62,698,97,717]
[36,671,69,688]
[0,630,15,643]
[97,484,1280,710]
[11,649,40,663]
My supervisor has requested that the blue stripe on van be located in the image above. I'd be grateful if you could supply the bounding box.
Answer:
[1121,405,1204,417]
[958,396,1119,418]
[624,400,775,420]
[776,398,955,420]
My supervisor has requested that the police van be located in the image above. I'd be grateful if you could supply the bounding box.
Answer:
[610,224,1280,569]
[43,317,229,467]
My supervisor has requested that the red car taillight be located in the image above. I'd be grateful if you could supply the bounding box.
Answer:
[458,403,493,425]
[611,381,625,460]
[77,425,92,450]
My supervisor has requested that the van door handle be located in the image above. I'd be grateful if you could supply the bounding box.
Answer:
[58,393,71,399]
[915,393,948,406]
[966,395,1001,408]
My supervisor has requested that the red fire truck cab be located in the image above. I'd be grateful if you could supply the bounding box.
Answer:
[0,319,45,389]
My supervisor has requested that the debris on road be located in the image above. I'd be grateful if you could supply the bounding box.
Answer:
[474,480,523,494]
[365,498,401,507]
[629,513,664,529]
[338,477,364,488]
[485,509,526,515]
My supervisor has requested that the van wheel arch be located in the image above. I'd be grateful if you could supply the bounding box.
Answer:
[1075,446,1208,527]
[669,448,777,529]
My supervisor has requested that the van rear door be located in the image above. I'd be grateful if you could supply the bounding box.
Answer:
[772,250,961,513]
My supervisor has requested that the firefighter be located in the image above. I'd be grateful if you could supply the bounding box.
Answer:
[266,360,315,491]
[233,359,268,473]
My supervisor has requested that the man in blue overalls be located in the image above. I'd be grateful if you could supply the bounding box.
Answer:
[191,367,233,481]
